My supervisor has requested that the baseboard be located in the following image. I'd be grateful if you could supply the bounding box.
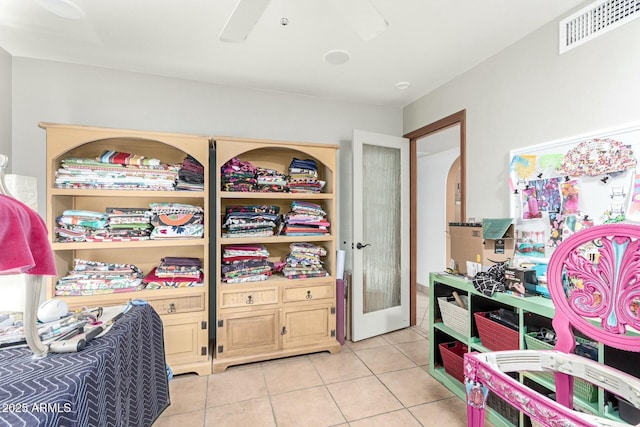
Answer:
[417,283,429,295]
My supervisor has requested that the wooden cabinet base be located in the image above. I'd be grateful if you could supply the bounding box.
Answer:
[211,341,341,373]
[172,360,212,376]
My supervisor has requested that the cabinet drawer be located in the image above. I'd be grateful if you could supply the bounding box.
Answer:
[220,286,278,308]
[147,294,205,315]
[283,283,333,302]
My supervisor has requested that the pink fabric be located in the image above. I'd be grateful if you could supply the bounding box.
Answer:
[0,194,56,276]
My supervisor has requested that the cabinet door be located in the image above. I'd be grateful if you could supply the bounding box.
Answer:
[162,313,209,366]
[217,308,280,359]
[282,302,335,349]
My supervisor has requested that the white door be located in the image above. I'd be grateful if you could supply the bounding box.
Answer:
[351,130,410,341]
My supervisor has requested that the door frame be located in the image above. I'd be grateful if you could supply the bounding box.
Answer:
[403,109,466,325]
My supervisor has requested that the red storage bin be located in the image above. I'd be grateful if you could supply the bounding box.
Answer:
[438,341,468,383]
[474,311,519,351]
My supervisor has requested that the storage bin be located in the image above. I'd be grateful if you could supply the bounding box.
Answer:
[437,295,469,336]
[619,398,640,424]
[438,341,467,383]
[474,311,519,351]
[524,332,598,402]
[487,392,519,425]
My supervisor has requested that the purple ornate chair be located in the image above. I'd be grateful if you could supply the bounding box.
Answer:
[464,224,640,426]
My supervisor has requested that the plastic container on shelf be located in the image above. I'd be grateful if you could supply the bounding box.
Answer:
[474,311,519,351]
[438,341,467,383]
[523,331,598,402]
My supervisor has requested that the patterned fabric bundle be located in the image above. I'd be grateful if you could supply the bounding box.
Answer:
[176,155,205,191]
[143,257,204,289]
[101,207,153,242]
[55,157,179,191]
[55,210,109,242]
[220,157,258,192]
[287,158,325,193]
[56,259,145,296]
[149,202,204,239]
[256,167,287,192]
[282,242,329,279]
[155,257,202,278]
[222,205,280,238]
[282,201,329,236]
[471,262,507,296]
[97,150,161,166]
[221,244,273,283]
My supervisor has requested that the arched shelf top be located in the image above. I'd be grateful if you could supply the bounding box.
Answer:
[40,122,211,168]
[214,137,338,174]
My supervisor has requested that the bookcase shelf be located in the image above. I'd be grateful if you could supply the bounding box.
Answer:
[41,122,212,376]
[428,272,629,426]
[212,137,341,373]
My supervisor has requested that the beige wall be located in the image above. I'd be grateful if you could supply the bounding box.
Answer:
[403,6,640,219]
[11,58,402,218]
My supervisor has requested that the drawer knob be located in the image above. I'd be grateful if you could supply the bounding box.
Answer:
[281,326,287,335]
[168,303,176,313]
[246,295,254,304]
[306,290,313,299]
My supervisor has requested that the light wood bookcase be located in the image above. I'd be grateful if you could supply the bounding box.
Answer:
[212,137,341,373]
[41,122,212,376]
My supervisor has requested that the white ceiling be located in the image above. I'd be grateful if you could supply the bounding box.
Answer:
[0,0,585,108]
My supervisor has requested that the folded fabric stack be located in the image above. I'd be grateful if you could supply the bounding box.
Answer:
[220,157,257,192]
[176,155,205,191]
[221,244,273,284]
[282,242,329,279]
[55,210,109,242]
[97,150,161,166]
[100,207,153,242]
[144,257,204,289]
[222,205,280,238]
[149,202,204,239]
[287,158,325,193]
[55,153,180,190]
[55,259,145,296]
[282,201,330,236]
[256,167,287,192]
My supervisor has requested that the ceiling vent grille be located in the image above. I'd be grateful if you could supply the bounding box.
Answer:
[559,0,640,54]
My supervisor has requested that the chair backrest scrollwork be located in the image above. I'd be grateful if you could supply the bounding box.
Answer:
[548,224,640,353]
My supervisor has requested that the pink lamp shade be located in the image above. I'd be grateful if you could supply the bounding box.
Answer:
[0,194,56,277]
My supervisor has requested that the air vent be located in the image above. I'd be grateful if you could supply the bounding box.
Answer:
[559,0,640,54]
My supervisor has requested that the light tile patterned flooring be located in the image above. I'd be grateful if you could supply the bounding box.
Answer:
[154,292,492,427]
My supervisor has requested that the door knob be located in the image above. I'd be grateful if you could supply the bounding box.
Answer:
[356,242,371,249]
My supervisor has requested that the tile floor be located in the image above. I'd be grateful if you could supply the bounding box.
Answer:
[154,291,493,427]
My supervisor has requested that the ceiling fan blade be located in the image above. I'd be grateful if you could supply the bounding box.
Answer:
[328,0,388,41]
[220,0,271,43]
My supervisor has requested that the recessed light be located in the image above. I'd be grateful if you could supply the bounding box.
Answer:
[36,0,85,20]
[395,81,411,90]
[324,50,351,65]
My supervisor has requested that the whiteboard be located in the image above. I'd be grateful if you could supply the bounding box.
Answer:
[509,123,640,263]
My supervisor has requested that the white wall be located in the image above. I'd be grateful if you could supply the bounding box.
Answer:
[0,47,10,163]
[11,58,402,220]
[403,7,640,220]
[416,146,459,285]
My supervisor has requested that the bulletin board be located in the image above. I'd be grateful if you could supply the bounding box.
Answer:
[509,123,640,263]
